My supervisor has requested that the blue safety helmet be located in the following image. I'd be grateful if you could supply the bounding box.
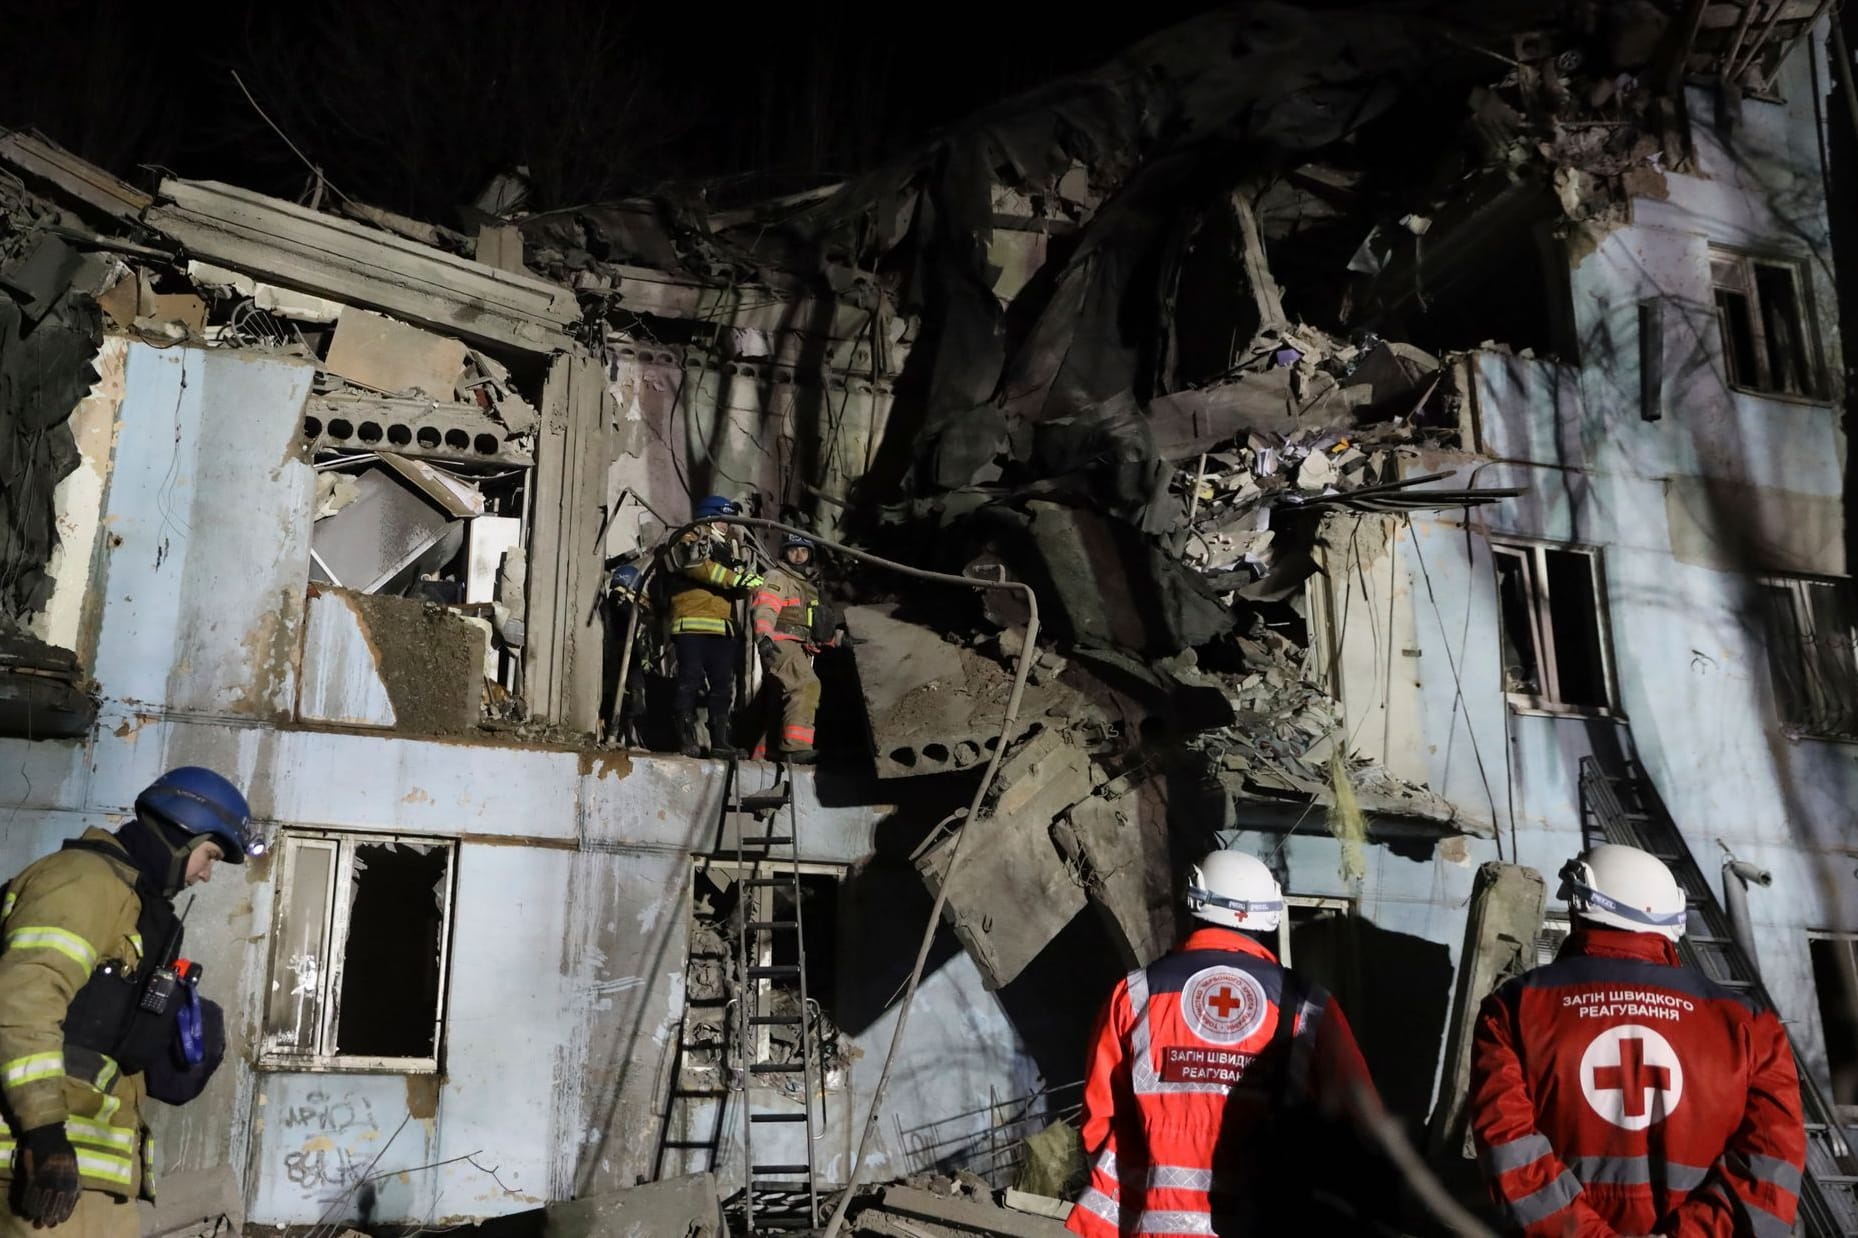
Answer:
[135,767,262,863]
[782,532,816,552]
[695,495,741,520]
[609,562,643,602]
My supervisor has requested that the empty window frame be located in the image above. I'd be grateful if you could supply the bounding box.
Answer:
[260,832,456,1071]
[1809,934,1858,1111]
[691,860,847,1090]
[1492,540,1618,713]
[1711,251,1820,398]
[1759,576,1858,739]
[1276,895,1352,970]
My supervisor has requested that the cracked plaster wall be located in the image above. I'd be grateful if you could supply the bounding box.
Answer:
[1274,41,1858,1128]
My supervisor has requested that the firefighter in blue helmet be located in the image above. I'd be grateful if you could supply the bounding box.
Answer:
[664,496,763,757]
[1,767,255,1238]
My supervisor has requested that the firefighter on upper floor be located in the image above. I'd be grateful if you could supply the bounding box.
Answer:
[665,494,763,759]
[1067,848,1392,1237]
[1,767,247,1238]
[1470,843,1805,1237]
[750,532,842,764]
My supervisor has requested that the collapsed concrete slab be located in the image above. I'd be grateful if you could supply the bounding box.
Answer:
[542,1173,727,1238]
[917,808,1085,991]
[845,603,1079,779]
[856,1183,1071,1237]
[1053,794,1175,969]
[1428,862,1546,1159]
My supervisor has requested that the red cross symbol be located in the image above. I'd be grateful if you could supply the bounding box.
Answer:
[1207,986,1243,1019]
[1592,1036,1672,1118]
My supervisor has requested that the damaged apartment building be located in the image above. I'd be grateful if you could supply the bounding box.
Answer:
[2,0,1858,1231]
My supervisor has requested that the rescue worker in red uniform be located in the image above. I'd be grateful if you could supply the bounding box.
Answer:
[1470,843,1806,1237]
[1067,849,1387,1237]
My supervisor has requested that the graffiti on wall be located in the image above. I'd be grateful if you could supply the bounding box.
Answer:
[278,1088,379,1197]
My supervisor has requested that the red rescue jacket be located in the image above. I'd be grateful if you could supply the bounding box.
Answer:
[1067,927,1380,1238]
[1470,928,1805,1237]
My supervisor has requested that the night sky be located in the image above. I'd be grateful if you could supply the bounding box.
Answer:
[0,1,1216,221]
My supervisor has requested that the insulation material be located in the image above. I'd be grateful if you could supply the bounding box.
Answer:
[1327,749,1367,888]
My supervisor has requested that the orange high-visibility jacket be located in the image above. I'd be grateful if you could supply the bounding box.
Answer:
[1470,928,1805,1237]
[1068,927,1379,1238]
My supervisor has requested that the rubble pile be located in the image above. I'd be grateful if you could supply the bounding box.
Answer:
[0,132,559,738]
[847,1175,1072,1237]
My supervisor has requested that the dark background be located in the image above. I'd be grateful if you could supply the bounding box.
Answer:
[0,1,1215,220]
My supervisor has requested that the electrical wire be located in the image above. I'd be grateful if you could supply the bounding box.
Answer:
[608,514,1039,1237]
[1408,521,1507,860]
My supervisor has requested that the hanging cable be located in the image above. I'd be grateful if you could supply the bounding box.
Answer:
[608,515,1040,1237]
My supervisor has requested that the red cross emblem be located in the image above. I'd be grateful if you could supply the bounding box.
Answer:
[1592,1037,1672,1118]
[1207,987,1244,1019]
[1579,1025,1683,1130]
[1181,967,1266,1045]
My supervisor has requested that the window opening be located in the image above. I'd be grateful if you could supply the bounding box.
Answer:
[689,861,847,1093]
[1491,539,1617,713]
[260,832,456,1071]
[1809,935,1858,1110]
[1277,895,1352,970]
[1759,577,1858,739]
[1711,251,1819,398]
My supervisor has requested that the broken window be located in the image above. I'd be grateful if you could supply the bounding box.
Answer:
[1809,935,1858,1110]
[1759,576,1858,738]
[1711,251,1820,398]
[687,861,846,1091]
[303,311,538,724]
[260,832,456,1071]
[1275,895,1352,969]
[1491,540,1616,713]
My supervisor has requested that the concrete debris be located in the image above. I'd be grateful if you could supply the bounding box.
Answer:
[324,306,470,399]
[542,1173,727,1238]
[852,1181,1071,1237]
[916,790,1087,990]
[845,604,1090,780]
[1429,863,1548,1160]
[1002,1191,1072,1222]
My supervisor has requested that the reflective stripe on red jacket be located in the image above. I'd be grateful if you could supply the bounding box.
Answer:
[1067,927,1379,1238]
[1470,928,1805,1238]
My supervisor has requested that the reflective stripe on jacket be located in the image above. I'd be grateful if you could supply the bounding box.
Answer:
[0,830,152,1198]
[1066,927,1379,1237]
[750,567,819,642]
[667,535,753,636]
[1470,928,1805,1237]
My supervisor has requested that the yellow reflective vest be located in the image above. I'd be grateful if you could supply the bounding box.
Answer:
[668,533,757,636]
[0,829,155,1198]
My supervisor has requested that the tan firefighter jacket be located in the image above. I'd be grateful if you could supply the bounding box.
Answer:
[0,829,156,1198]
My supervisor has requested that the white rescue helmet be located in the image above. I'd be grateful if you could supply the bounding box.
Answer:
[1558,843,1687,942]
[1185,849,1284,932]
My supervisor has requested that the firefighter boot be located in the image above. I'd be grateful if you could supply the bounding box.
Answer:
[676,711,703,758]
[707,708,737,759]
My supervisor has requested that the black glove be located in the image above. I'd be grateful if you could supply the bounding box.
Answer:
[757,636,778,667]
[18,1125,80,1228]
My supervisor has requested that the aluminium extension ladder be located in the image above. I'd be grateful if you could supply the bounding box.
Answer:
[725,757,823,1232]
[1580,756,1858,1236]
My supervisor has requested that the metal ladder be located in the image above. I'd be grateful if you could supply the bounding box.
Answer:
[726,758,823,1233]
[1580,757,1858,1237]
[652,929,733,1180]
